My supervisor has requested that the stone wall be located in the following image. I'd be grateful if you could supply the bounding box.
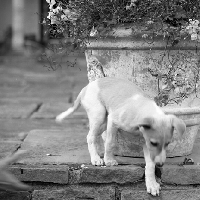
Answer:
[1,163,200,200]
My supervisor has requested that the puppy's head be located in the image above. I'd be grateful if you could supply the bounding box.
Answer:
[138,115,186,166]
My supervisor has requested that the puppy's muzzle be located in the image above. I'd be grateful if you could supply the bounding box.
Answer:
[153,149,166,167]
[155,162,164,168]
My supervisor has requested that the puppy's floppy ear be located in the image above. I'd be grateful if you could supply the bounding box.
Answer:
[169,115,186,137]
[138,117,154,131]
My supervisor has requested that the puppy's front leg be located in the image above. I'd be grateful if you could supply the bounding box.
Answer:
[143,145,160,196]
[87,130,104,166]
[104,116,118,166]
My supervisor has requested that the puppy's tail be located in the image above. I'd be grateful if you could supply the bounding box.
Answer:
[55,90,83,123]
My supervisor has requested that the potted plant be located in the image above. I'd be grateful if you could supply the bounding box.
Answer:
[45,0,200,158]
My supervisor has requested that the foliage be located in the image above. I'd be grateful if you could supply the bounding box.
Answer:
[45,0,200,45]
[44,0,200,106]
[147,51,200,106]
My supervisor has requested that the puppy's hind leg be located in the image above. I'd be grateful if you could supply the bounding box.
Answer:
[96,125,107,158]
[87,108,107,166]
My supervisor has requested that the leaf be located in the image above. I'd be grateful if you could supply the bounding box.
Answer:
[174,87,180,94]
[175,13,186,19]
[157,71,162,80]
[162,84,168,90]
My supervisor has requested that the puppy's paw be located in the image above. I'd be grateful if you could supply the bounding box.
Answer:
[104,158,118,166]
[146,178,160,196]
[91,156,104,166]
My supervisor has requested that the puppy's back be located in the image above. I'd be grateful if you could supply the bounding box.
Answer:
[96,77,146,108]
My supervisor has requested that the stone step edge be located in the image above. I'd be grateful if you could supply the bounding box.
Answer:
[9,164,200,186]
[1,186,200,200]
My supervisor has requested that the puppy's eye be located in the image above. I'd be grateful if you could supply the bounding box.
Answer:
[143,125,151,129]
[165,142,170,147]
[150,141,158,147]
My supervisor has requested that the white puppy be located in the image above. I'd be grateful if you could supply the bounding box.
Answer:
[56,77,186,196]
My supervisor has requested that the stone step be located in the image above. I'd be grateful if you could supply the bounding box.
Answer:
[2,128,200,200]
[1,185,200,200]
[120,188,200,200]
[9,163,200,186]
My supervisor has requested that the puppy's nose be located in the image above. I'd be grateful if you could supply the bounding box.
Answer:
[156,163,164,168]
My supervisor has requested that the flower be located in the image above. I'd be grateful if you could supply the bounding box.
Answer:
[46,0,79,25]
[142,34,148,38]
[46,0,56,10]
[62,9,79,22]
[185,19,200,41]
[90,27,98,37]
[126,0,138,10]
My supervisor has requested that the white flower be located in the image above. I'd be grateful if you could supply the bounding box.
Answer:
[90,27,98,36]
[147,20,154,24]
[142,34,148,38]
[63,9,79,21]
[191,33,198,40]
[126,0,138,10]
[46,0,56,4]
[46,0,57,10]
[185,19,200,41]
[47,11,54,19]
[61,14,68,21]
[52,5,62,14]
[51,16,59,24]
[190,19,199,26]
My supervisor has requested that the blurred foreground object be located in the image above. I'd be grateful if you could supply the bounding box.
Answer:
[0,151,31,191]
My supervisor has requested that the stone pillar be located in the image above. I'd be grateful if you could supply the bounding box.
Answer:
[12,0,24,52]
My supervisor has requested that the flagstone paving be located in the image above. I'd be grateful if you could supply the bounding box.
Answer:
[1,54,200,200]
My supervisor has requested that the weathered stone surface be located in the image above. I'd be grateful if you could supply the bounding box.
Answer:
[68,168,82,184]
[115,155,145,165]
[0,141,22,159]
[162,165,200,185]
[0,102,40,119]
[10,165,69,184]
[32,185,115,200]
[121,189,200,200]
[0,191,31,200]
[79,165,144,184]
[164,135,200,165]
[19,129,90,165]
